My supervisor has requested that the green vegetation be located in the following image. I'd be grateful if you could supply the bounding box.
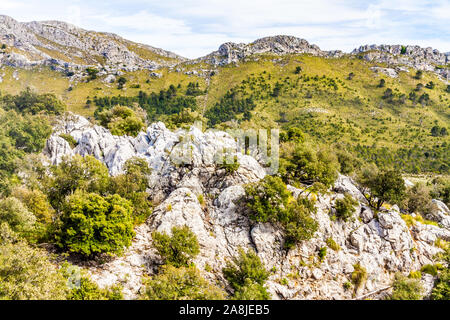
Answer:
[59,133,78,148]
[333,193,358,221]
[242,176,318,249]
[0,224,68,300]
[55,191,135,257]
[390,273,423,300]
[97,105,145,136]
[152,225,200,267]
[141,265,225,300]
[351,263,367,290]
[1,88,65,115]
[356,165,406,210]
[223,248,271,300]
[93,84,198,123]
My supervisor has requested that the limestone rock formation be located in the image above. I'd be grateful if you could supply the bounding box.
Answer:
[43,114,450,300]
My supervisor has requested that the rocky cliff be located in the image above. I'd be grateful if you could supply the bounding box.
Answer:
[43,113,450,300]
[0,15,184,73]
[197,35,343,66]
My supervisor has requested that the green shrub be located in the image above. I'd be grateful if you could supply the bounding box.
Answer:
[56,191,135,257]
[390,273,423,300]
[152,225,200,267]
[318,247,327,261]
[403,183,434,215]
[141,265,225,300]
[232,279,271,300]
[1,88,66,115]
[356,165,406,210]
[431,269,450,300]
[326,237,341,251]
[421,264,438,276]
[409,271,422,279]
[0,197,36,237]
[218,156,240,174]
[351,263,367,290]
[223,248,270,300]
[62,265,123,300]
[109,157,152,224]
[334,193,358,222]
[280,142,339,187]
[97,106,145,137]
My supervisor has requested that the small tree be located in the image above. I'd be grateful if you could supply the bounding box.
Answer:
[117,77,127,89]
[378,79,386,88]
[333,193,358,222]
[294,66,302,74]
[152,225,200,267]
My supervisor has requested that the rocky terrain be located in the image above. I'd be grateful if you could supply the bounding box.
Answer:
[42,113,450,300]
[1,15,448,82]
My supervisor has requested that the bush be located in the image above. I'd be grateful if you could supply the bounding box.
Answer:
[0,224,68,300]
[280,142,338,187]
[421,264,438,276]
[56,191,135,257]
[390,273,423,300]
[326,237,341,251]
[46,155,110,209]
[356,165,406,210]
[14,187,53,224]
[242,176,318,248]
[351,263,367,290]
[152,225,200,267]
[232,279,271,300]
[222,248,270,299]
[1,88,65,115]
[0,197,36,237]
[403,183,434,215]
[59,133,78,148]
[333,193,358,222]
[141,265,225,300]
[109,157,152,223]
[97,106,145,137]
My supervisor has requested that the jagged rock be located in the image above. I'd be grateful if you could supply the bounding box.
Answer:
[0,15,184,74]
[42,114,450,300]
[425,200,450,229]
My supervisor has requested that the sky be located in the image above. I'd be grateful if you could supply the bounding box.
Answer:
[0,0,449,59]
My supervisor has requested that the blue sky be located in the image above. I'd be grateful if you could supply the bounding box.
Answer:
[1,0,449,58]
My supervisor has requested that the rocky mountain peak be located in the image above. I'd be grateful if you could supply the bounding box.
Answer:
[0,15,184,74]
[199,35,339,66]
